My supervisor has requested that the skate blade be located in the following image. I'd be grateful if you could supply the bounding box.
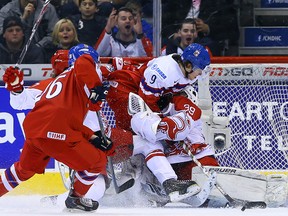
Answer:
[169,185,201,203]
[63,207,97,214]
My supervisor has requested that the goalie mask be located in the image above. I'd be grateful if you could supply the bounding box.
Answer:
[50,49,69,77]
[68,44,99,66]
[182,85,198,105]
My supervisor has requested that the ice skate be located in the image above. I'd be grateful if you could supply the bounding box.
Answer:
[163,178,201,202]
[65,193,99,212]
[141,182,170,207]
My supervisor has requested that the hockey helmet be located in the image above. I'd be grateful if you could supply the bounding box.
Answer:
[182,85,198,105]
[68,44,99,66]
[51,49,69,76]
[181,43,210,70]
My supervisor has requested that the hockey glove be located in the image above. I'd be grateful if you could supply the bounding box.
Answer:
[2,66,24,93]
[111,57,140,72]
[157,93,173,110]
[111,57,124,70]
[89,82,110,104]
[90,131,113,151]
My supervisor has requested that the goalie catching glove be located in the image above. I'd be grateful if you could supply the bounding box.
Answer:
[2,66,24,93]
[89,82,110,104]
[90,131,115,156]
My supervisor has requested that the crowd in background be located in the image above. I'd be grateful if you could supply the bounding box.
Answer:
[0,0,240,64]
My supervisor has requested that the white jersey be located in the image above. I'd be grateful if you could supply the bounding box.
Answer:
[139,54,198,112]
[10,88,42,110]
[96,31,148,57]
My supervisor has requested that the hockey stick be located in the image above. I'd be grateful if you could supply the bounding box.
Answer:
[58,161,71,190]
[96,111,135,193]
[15,0,51,67]
[58,161,76,191]
[183,144,267,211]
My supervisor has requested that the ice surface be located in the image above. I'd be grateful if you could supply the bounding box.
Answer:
[1,174,287,216]
[0,194,287,216]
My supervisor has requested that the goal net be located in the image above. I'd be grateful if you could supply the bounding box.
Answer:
[209,62,288,170]
[100,57,288,171]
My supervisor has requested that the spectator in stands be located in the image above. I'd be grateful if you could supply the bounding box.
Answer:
[0,0,59,48]
[124,0,153,43]
[51,0,80,19]
[0,16,44,64]
[161,18,199,56]
[95,7,152,57]
[97,0,128,17]
[69,0,107,47]
[162,0,239,56]
[43,18,79,63]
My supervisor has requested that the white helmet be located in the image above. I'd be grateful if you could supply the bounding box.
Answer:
[182,85,198,105]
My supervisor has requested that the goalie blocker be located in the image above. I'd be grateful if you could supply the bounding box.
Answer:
[192,166,288,207]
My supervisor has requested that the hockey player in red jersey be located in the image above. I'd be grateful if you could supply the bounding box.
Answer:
[0,44,114,212]
[2,47,139,208]
[8,49,70,110]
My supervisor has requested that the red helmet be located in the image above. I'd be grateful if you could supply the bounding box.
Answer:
[51,50,69,76]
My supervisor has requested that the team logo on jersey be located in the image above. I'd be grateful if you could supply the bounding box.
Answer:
[109,81,118,88]
[193,50,200,57]
[151,64,167,79]
[47,132,66,140]
[157,115,187,140]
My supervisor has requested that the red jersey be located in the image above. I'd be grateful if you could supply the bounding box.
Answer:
[172,95,202,121]
[23,54,102,142]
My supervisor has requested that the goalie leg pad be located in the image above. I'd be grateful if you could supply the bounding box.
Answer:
[265,174,288,207]
[131,111,161,143]
[192,167,288,207]
[181,171,216,207]
[192,166,267,202]
[157,112,190,141]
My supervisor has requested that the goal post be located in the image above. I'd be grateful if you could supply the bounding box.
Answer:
[100,56,288,171]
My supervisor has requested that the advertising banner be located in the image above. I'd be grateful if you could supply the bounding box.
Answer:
[261,0,288,8]
[244,27,288,47]
[0,87,55,169]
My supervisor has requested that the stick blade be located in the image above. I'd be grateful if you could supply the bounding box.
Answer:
[115,178,135,194]
[241,201,267,211]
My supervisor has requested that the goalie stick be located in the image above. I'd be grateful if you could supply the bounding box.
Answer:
[96,111,135,193]
[183,143,267,211]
